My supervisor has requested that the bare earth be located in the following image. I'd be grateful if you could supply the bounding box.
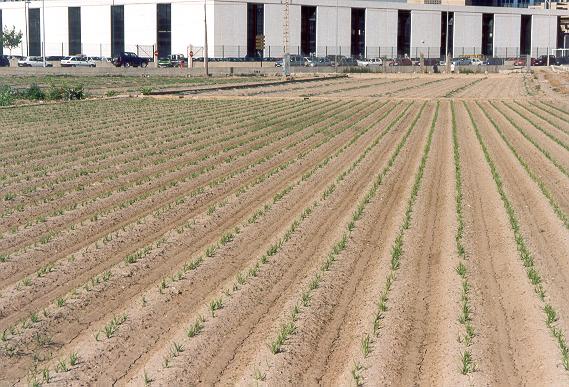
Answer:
[1,72,569,386]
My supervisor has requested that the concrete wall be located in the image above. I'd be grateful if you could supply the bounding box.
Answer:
[214,1,246,57]
[82,5,111,57]
[365,8,398,58]
[171,2,213,58]
[125,4,156,53]
[493,13,521,57]
[315,6,351,56]
[1,0,568,59]
[263,3,301,57]
[453,12,482,56]
[411,10,441,58]
[531,14,557,57]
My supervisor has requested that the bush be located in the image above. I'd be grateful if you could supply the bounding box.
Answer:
[47,84,85,101]
[0,86,14,106]
[140,87,153,95]
[106,90,118,97]
[23,84,45,100]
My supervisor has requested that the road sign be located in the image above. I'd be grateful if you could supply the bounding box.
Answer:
[255,35,265,51]
[189,50,194,58]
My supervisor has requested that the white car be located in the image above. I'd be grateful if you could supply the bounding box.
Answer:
[356,58,383,67]
[470,58,483,66]
[17,57,53,67]
[60,56,96,67]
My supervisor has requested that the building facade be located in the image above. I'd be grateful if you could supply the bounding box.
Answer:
[0,0,567,59]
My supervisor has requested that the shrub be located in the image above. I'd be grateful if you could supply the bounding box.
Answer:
[140,87,153,95]
[0,86,14,106]
[23,84,45,100]
[47,84,85,101]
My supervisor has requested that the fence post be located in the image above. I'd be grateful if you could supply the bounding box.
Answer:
[100,43,102,58]
[222,45,224,59]
[268,45,270,58]
[379,46,381,58]
[61,42,63,56]
[238,45,240,58]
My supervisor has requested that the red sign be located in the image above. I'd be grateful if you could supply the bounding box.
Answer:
[154,50,159,57]
[189,51,194,58]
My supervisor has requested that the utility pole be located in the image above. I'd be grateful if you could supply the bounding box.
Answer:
[204,1,209,76]
[547,0,551,66]
[445,8,450,72]
[42,0,46,67]
[25,0,30,57]
[335,0,339,72]
[282,0,290,77]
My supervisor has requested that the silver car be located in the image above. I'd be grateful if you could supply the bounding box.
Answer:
[17,57,53,67]
[60,56,96,67]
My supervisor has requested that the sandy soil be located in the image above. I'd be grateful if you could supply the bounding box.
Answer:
[1,70,569,386]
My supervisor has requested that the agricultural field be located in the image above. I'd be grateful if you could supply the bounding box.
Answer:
[0,74,276,96]
[1,73,569,386]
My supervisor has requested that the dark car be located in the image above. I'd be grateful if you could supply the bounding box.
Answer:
[483,57,505,66]
[112,52,149,68]
[0,55,10,67]
[389,57,413,66]
[534,55,556,66]
[555,56,569,65]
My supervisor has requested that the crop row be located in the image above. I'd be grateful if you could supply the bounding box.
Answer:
[0,101,398,366]
[465,101,569,371]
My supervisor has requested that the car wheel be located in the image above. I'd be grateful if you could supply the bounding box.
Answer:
[124,62,130,68]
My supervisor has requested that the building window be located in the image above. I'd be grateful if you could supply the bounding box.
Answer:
[28,8,41,56]
[482,13,494,56]
[68,7,81,55]
[351,8,365,58]
[440,12,454,58]
[247,3,264,58]
[397,10,411,57]
[157,3,171,58]
[0,10,3,56]
[111,5,124,57]
[301,6,316,56]
[520,14,531,55]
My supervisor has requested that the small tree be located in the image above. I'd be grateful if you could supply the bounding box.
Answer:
[1,25,23,56]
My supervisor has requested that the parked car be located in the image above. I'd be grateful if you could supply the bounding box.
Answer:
[60,55,96,67]
[0,55,10,67]
[17,57,53,67]
[483,57,504,66]
[112,52,149,67]
[356,58,383,67]
[555,56,569,65]
[388,57,413,66]
[513,57,537,66]
[452,58,472,66]
[157,54,186,67]
[534,55,556,66]
[470,58,483,66]
[275,54,305,67]
[304,57,332,67]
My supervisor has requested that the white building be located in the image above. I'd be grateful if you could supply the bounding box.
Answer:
[0,0,567,59]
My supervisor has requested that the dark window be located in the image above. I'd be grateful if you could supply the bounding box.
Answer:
[247,3,264,58]
[520,15,531,56]
[351,8,365,58]
[558,16,567,50]
[157,3,171,58]
[301,6,316,56]
[28,8,41,56]
[440,12,454,57]
[68,7,81,55]
[482,13,494,56]
[0,10,3,56]
[111,5,124,58]
[397,10,411,57]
